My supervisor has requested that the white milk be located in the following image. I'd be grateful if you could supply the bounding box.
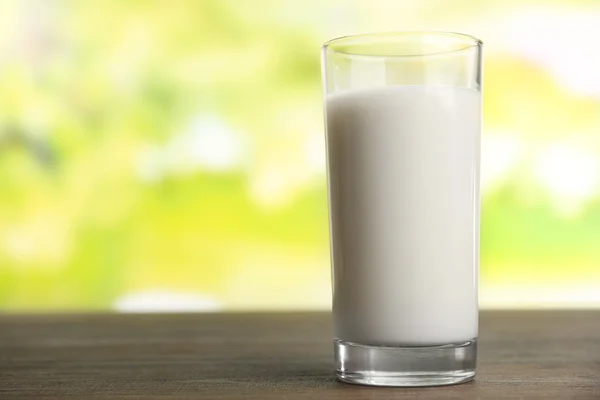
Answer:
[325,85,480,346]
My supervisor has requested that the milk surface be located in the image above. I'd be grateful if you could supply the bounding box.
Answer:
[325,85,480,346]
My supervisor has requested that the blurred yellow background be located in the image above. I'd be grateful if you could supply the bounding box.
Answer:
[1,0,599,312]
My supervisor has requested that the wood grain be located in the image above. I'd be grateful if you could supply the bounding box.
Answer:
[0,311,599,399]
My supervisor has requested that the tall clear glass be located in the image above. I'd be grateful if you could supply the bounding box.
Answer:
[321,32,482,387]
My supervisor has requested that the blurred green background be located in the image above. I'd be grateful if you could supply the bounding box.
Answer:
[1,0,599,312]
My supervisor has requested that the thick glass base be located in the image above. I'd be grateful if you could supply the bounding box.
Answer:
[334,338,477,387]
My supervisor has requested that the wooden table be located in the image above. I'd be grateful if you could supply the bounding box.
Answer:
[1,311,599,399]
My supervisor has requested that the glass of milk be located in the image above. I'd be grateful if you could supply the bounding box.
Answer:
[321,32,482,387]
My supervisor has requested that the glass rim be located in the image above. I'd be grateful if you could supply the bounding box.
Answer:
[322,31,483,58]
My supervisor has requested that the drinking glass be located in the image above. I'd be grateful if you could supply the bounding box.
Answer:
[321,31,482,387]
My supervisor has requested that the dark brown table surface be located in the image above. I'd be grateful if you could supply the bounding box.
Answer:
[0,311,599,399]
